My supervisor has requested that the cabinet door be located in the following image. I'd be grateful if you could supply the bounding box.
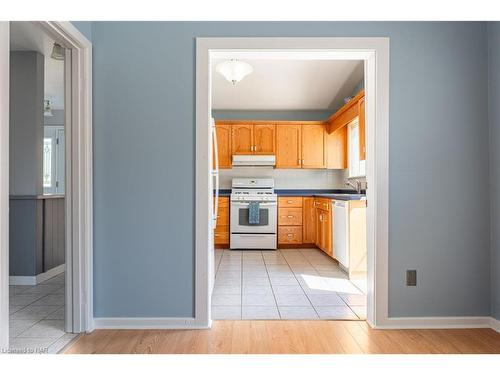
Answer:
[213,124,232,168]
[276,125,301,168]
[325,126,347,169]
[303,197,316,244]
[323,210,332,256]
[315,207,323,249]
[358,97,366,161]
[232,124,253,154]
[254,124,276,154]
[301,124,325,168]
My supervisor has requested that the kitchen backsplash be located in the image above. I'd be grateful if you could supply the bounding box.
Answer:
[219,167,348,189]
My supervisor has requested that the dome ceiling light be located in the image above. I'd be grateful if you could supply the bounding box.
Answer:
[215,59,253,86]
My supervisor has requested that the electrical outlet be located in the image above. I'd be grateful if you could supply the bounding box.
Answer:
[406,270,417,286]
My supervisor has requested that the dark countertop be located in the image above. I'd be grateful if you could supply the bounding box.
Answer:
[312,193,366,201]
[214,189,366,201]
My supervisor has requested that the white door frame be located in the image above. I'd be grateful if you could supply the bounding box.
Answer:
[195,37,390,328]
[0,21,93,348]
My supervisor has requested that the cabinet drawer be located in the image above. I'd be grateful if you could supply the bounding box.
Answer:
[278,196,303,208]
[313,198,331,212]
[278,207,303,225]
[278,226,303,244]
[214,226,229,244]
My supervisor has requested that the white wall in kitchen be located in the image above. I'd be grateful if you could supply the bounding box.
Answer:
[219,167,347,189]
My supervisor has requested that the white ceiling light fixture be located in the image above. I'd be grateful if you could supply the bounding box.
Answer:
[44,100,53,117]
[216,59,253,85]
[51,43,65,60]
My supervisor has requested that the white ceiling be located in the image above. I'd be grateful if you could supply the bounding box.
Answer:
[211,59,363,111]
[10,22,65,110]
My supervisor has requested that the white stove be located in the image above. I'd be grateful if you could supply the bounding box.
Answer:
[230,178,277,250]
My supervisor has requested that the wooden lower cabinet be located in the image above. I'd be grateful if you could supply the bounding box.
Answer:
[302,197,316,244]
[314,198,332,256]
[278,226,303,244]
[278,196,303,246]
[214,197,229,247]
[278,207,303,226]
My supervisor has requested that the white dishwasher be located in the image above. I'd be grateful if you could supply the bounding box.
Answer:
[333,200,349,269]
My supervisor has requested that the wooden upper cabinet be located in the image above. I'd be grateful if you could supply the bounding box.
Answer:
[276,124,301,168]
[231,124,253,154]
[254,124,276,154]
[302,197,316,244]
[301,124,325,168]
[213,124,232,169]
[325,126,347,169]
[358,97,366,161]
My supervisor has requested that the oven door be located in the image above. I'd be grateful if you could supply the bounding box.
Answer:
[230,201,277,234]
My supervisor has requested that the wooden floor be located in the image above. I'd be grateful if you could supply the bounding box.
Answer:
[64,320,500,354]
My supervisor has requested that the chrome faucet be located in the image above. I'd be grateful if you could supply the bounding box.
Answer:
[345,179,362,194]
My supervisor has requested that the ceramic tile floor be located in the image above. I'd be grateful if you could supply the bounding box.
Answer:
[212,248,367,320]
[8,272,78,354]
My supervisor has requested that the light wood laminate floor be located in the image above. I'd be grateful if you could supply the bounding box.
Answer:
[64,321,500,354]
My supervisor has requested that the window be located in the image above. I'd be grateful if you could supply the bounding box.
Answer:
[348,119,366,177]
[43,126,65,195]
[43,138,53,188]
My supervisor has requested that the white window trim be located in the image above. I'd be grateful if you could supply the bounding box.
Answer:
[0,21,93,348]
[43,126,65,195]
[196,37,390,329]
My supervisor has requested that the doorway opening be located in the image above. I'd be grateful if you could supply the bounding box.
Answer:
[195,38,390,328]
[211,58,367,320]
[0,21,93,351]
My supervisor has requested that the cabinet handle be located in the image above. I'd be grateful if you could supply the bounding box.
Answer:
[298,159,301,165]
[287,234,293,238]
[287,200,293,204]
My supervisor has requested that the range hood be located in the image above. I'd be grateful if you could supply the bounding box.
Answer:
[232,155,276,167]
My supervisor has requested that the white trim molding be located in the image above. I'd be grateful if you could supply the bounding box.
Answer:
[9,264,65,286]
[490,317,500,333]
[0,21,93,349]
[196,37,390,329]
[93,317,203,330]
[35,21,94,334]
[0,21,9,350]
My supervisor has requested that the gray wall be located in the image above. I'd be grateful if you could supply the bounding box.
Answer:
[9,197,66,276]
[488,22,500,320]
[76,22,491,318]
[9,51,44,196]
[44,109,64,126]
[212,110,334,121]
[9,199,42,276]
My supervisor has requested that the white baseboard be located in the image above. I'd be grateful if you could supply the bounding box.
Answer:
[93,317,206,329]
[377,316,493,329]
[8,275,36,286]
[489,317,500,333]
[36,264,65,284]
[9,264,65,286]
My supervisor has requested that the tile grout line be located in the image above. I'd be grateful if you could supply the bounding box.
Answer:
[281,248,319,319]
[300,248,364,321]
[9,273,67,341]
[262,250,281,319]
